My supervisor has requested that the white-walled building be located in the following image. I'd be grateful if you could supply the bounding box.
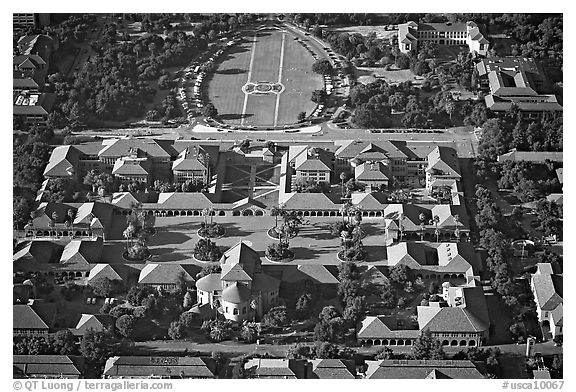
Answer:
[398,21,488,56]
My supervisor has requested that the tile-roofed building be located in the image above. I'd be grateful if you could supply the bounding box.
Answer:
[112,155,152,183]
[17,34,56,62]
[196,242,280,322]
[103,356,216,379]
[357,316,421,346]
[497,150,563,164]
[172,146,209,184]
[72,314,115,337]
[13,355,84,379]
[13,302,56,336]
[60,237,103,269]
[43,145,81,179]
[13,241,63,269]
[350,192,388,214]
[417,284,490,346]
[477,57,562,118]
[383,204,469,242]
[358,280,489,348]
[556,168,563,184]
[279,192,342,213]
[138,264,198,291]
[364,359,485,379]
[13,54,47,93]
[289,146,333,186]
[88,263,138,286]
[110,192,151,209]
[308,359,357,379]
[355,161,390,191]
[244,358,307,379]
[13,91,56,129]
[531,266,563,339]
[425,146,461,189]
[398,21,488,56]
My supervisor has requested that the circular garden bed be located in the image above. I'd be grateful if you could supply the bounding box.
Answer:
[266,227,298,240]
[122,248,152,262]
[337,249,367,262]
[197,224,226,240]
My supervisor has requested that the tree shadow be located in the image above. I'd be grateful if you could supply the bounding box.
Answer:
[219,113,254,121]
[149,231,191,246]
[151,248,190,262]
[298,227,335,241]
[222,223,254,238]
[216,68,247,75]
[291,246,334,261]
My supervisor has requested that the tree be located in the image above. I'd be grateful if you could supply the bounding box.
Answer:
[51,330,78,355]
[210,324,228,342]
[395,53,410,69]
[261,306,288,328]
[295,293,313,317]
[312,59,333,75]
[13,196,33,229]
[183,291,194,309]
[168,321,185,340]
[89,277,114,298]
[297,111,306,122]
[240,322,260,343]
[315,342,340,359]
[375,346,394,360]
[79,330,118,365]
[287,343,315,359]
[116,315,136,338]
[126,285,155,306]
[202,103,218,118]
[412,329,446,360]
[311,89,328,105]
[389,264,409,286]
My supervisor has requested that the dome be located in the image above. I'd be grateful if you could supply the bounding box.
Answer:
[222,282,251,303]
[195,273,222,292]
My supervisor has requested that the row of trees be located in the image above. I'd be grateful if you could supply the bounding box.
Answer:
[475,108,563,179]
[497,160,561,203]
[475,185,540,343]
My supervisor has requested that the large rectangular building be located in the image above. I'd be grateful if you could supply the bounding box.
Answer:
[398,21,488,56]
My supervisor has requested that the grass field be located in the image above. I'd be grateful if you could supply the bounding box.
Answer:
[208,27,323,127]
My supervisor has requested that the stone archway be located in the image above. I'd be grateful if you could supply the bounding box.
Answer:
[468,340,476,346]
[382,339,389,346]
[450,340,458,346]
[243,209,254,216]
[460,340,467,346]
[442,340,449,346]
[374,339,381,345]
[255,209,264,216]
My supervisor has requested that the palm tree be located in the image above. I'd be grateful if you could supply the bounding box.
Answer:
[67,209,76,235]
[270,204,286,229]
[418,212,427,241]
[397,212,405,242]
[340,172,347,197]
[123,224,135,248]
[453,214,461,242]
[430,215,440,242]
[339,201,352,224]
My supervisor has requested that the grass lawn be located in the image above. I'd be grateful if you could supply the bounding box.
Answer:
[208,27,322,127]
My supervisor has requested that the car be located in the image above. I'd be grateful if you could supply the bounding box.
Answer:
[86,297,92,305]
[91,297,97,304]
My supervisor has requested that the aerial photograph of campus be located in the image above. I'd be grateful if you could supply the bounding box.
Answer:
[12,12,563,381]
